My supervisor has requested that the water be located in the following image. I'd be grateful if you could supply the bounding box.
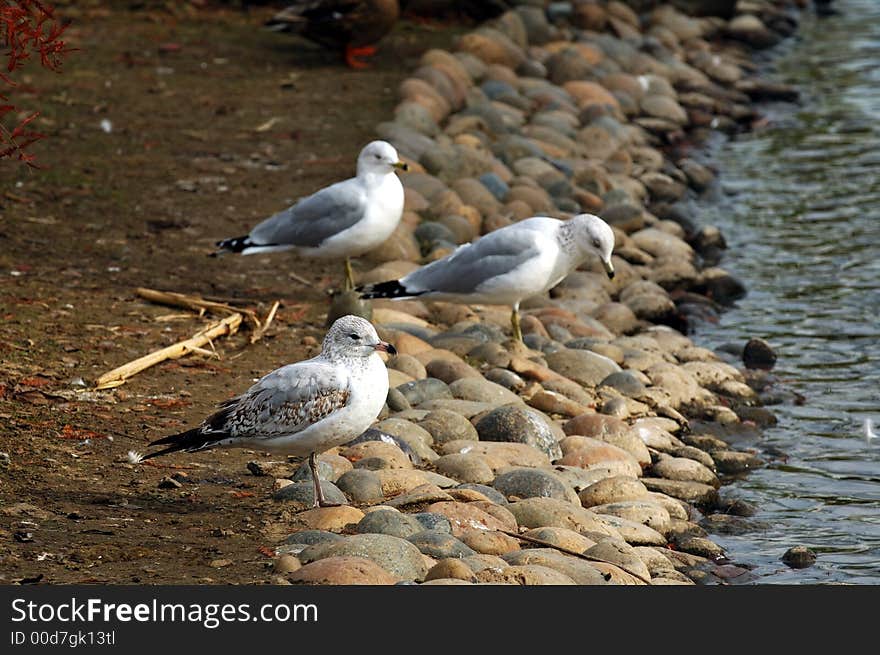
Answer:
[690,0,880,583]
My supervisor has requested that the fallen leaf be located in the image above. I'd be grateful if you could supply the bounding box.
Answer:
[20,376,52,388]
[59,425,107,440]
[148,398,191,409]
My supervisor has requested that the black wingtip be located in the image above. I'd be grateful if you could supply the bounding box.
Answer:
[214,235,251,255]
[142,427,219,460]
[356,279,418,300]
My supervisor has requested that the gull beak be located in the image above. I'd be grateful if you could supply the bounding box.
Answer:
[603,259,615,279]
[392,160,409,172]
[373,340,397,356]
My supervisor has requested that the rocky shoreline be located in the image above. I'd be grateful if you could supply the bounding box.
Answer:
[271,0,806,585]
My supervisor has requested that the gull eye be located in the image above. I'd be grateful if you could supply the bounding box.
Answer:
[374,153,382,160]
[592,238,601,248]
[348,333,361,341]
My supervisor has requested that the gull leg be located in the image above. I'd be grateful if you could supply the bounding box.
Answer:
[510,303,523,342]
[309,452,339,508]
[343,258,355,292]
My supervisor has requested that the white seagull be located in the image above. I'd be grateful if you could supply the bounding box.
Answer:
[213,140,408,289]
[142,315,396,507]
[357,213,616,341]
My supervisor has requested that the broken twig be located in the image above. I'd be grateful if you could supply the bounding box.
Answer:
[136,287,261,329]
[250,300,281,344]
[93,313,242,390]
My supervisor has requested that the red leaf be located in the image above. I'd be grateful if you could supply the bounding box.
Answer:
[59,424,107,440]
[20,375,52,388]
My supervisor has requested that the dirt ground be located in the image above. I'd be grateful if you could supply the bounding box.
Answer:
[0,2,468,584]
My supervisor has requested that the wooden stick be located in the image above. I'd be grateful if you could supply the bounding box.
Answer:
[93,313,242,390]
[250,300,281,344]
[136,288,261,329]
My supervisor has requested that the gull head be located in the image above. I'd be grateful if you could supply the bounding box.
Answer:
[323,315,397,360]
[357,140,408,177]
[573,213,616,278]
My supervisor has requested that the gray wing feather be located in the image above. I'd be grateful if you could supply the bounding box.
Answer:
[402,226,543,295]
[218,360,350,439]
[249,178,367,249]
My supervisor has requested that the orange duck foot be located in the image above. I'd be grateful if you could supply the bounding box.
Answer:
[345,44,377,69]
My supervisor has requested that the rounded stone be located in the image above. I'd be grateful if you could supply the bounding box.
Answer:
[455,483,508,505]
[434,453,495,485]
[356,508,424,539]
[483,368,527,392]
[475,405,563,460]
[449,377,523,406]
[388,354,428,380]
[284,529,347,548]
[652,456,719,487]
[274,554,301,574]
[425,500,517,536]
[522,526,597,554]
[502,548,610,585]
[459,529,521,556]
[407,530,477,558]
[584,539,651,581]
[425,558,476,582]
[492,467,580,504]
[475,564,577,585]
[590,500,671,534]
[579,476,649,508]
[297,533,428,582]
[342,440,415,470]
[273,480,348,506]
[467,342,512,367]
[545,348,621,387]
[417,409,479,444]
[287,556,398,585]
[599,371,647,397]
[334,469,386,504]
[395,377,453,406]
[411,512,453,533]
[425,359,481,384]
[743,337,777,370]
[507,497,620,537]
[782,545,817,569]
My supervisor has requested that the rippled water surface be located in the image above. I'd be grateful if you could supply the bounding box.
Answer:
[691,0,880,583]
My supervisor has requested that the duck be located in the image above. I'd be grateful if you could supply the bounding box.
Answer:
[265,0,400,69]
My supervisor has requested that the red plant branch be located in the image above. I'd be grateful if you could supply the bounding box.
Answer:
[1,0,73,168]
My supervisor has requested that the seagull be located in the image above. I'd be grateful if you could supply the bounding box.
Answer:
[265,0,400,69]
[212,140,407,290]
[142,315,396,507]
[357,213,616,341]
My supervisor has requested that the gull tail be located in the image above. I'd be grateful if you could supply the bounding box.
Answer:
[141,427,225,460]
[357,280,424,300]
[211,235,252,257]
[212,235,293,257]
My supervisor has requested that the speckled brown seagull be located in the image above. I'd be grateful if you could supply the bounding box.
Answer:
[266,0,400,69]
[142,315,396,507]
